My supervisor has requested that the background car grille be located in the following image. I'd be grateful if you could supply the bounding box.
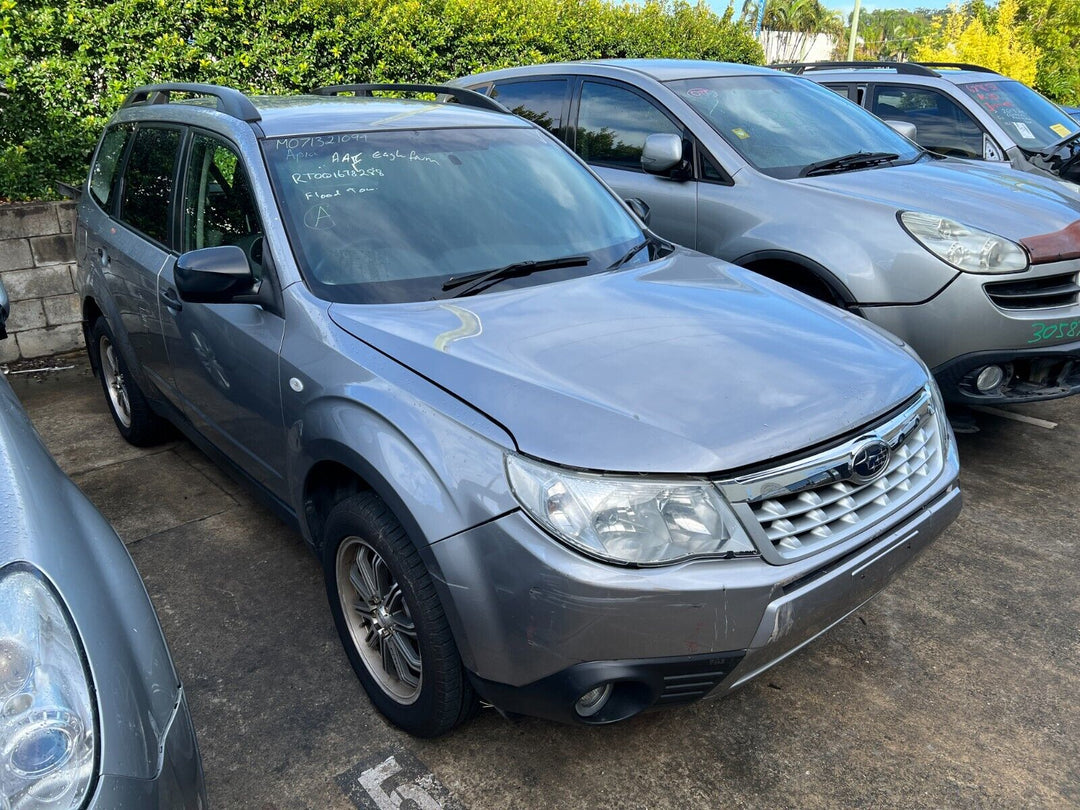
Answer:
[984,272,1080,310]
[718,391,944,563]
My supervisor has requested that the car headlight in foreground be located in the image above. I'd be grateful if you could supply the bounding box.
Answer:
[506,454,757,565]
[0,565,95,810]
[900,211,1028,274]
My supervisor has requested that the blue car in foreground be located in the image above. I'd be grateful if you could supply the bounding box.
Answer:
[0,278,206,808]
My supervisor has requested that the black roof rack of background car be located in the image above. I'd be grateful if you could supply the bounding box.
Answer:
[312,83,509,114]
[772,61,942,77]
[121,83,262,123]
[916,62,999,74]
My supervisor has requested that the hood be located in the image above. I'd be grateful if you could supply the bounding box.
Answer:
[328,253,928,474]
[795,158,1080,241]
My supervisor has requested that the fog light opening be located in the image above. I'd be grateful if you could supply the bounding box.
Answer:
[975,364,1006,393]
[574,683,613,718]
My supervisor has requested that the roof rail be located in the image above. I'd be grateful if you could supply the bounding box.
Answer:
[121,83,262,122]
[916,62,999,75]
[771,61,940,77]
[312,83,509,114]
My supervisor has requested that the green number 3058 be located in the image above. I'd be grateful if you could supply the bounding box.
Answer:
[1028,320,1080,344]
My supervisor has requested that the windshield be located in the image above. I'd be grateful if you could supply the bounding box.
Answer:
[667,75,922,179]
[959,80,1079,151]
[263,127,643,303]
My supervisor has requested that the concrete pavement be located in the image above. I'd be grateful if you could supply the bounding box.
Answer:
[9,360,1079,809]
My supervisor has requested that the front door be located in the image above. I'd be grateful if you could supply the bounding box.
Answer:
[160,131,287,494]
[570,80,698,249]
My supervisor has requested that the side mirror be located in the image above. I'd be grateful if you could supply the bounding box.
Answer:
[625,197,651,226]
[641,133,684,175]
[175,245,264,305]
[0,277,9,340]
[885,120,918,141]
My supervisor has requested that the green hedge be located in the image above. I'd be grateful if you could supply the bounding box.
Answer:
[0,0,763,200]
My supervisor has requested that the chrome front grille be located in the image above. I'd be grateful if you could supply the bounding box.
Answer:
[717,389,944,564]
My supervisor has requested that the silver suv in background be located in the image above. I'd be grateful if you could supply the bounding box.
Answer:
[777,61,1080,185]
[76,82,959,736]
[457,60,1080,406]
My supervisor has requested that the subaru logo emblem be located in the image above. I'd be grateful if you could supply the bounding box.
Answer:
[851,439,891,483]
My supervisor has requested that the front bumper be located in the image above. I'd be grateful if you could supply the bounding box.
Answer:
[863,261,1080,403]
[88,688,207,809]
[429,449,960,724]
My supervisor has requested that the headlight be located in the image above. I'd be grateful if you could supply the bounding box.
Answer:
[505,454,757,565]
[900,211,1028,274]
[0,566,95,810]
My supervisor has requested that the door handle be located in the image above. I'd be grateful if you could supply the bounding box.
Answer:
[96,247,110,267]
[160,287,183,312]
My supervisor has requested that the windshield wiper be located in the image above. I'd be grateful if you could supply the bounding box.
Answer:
[799,151,900,178]
[435,254,589,299]
[606,234,669,272]
[1040,128,1080,156]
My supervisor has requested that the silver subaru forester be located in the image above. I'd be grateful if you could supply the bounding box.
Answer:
[76,82,960,737]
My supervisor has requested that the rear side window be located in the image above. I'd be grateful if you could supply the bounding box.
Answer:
[490,80,567,136]
[118,126,182,245]
[88,124,133,209]
[575,82,682,170]
[871,86,984,159]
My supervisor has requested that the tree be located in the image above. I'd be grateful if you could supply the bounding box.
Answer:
[915,0,1039,85]
[1018,0,1080,105]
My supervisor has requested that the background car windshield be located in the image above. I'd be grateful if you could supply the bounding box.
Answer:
[667,75,922,179]
[264,127,643,303]
[959,80,1079,151]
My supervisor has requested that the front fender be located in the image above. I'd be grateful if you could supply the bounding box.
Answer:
[723,218,953,304]
[288,395,516,551]
[700,181,958,304]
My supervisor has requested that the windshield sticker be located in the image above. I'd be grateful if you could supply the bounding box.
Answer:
[1014,121,1035,139]
[732,127,750,140]
[685,88,711,97]
[1051,123,1072,138]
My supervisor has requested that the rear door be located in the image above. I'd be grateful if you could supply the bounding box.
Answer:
[160,130,287,494]
[95,124,183,392]
[486,78,571,141]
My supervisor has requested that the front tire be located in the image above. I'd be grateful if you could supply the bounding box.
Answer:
[88,317,170,446]
[322,493,478,737]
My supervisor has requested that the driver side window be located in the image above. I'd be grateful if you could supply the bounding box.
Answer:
[182,134,265,277]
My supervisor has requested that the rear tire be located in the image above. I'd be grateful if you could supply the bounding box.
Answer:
[88,317,170,446]
[322,492,478,737]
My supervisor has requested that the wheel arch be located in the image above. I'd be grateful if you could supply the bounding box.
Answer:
[734,250,859,309]
[298,438,486,676]
[81,296,105,374]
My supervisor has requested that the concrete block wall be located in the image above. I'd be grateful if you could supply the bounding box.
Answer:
[0,202,83,364]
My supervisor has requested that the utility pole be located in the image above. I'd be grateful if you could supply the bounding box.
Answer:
[846,0,862,61]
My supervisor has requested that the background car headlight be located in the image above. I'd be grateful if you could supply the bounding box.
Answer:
[900,211,1028,274]
[505,454,757,565]
[0,565,95,810]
